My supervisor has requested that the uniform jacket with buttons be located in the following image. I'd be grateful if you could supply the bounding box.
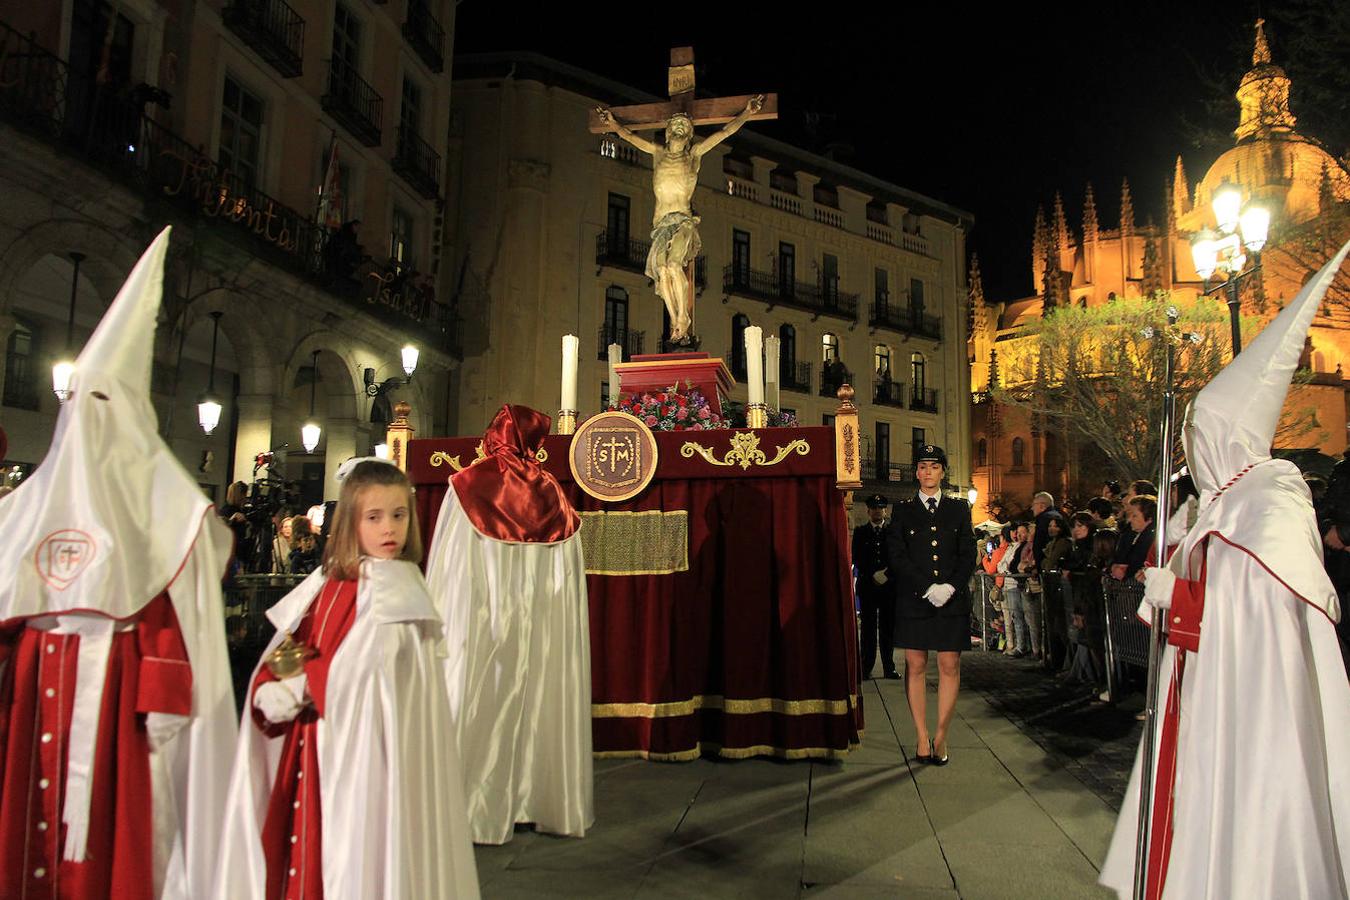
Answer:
[851,519,894,597]
[886,495,977,619]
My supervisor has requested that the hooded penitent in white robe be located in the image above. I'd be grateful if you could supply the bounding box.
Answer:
[214,558,480,899]
[426,404,593,845]
[1101,241,1350,900]
[0,227,238,899]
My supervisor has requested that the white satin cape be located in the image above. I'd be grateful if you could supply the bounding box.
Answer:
[213,559,480,899]
[1100,539,1350,898]
[426,490,594,845]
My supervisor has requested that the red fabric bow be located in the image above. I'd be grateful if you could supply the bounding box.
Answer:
[450,405,580,543]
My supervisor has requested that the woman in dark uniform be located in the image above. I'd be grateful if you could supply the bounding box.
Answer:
[886,445,976,765]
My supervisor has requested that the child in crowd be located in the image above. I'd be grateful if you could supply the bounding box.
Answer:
[288,524,321,575]
[215,459,479,900]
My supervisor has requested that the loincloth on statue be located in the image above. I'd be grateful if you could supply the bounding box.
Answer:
[646,211,703,285]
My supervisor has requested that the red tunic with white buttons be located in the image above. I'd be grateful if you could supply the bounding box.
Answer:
[249,577,359,900]
[0,593,192,899]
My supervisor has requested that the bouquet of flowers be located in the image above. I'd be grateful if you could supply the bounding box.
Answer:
[609,382,731,431]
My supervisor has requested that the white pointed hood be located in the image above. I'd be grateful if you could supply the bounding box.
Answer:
[1173,239,1350,622]
[0,227,221,621]
[1184,241,1350,494]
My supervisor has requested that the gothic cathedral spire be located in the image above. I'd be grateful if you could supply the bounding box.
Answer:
[1082,183,1099,242]
[1053,191,1071,251]
[1032,205,1048,292]
[1120,178,1135,238]
[1172,156,1190,219]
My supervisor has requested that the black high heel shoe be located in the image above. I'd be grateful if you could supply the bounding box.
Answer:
[932,740,949,766]
[914,740,933,764]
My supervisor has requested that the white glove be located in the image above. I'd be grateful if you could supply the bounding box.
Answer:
[872,569,889,586]
[923,583,956,607]
[1143,568,1176,610]
[253,674,309,724]
[144,712,189,750]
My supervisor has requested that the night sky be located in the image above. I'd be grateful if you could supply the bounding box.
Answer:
[454,2,1315,302]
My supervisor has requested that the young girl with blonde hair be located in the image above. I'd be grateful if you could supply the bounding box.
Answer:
[215,459,479,900]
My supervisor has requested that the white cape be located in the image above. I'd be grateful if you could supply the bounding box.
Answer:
[1101,541,1350,898]
[426,490,594,845]
[213,559,480,899]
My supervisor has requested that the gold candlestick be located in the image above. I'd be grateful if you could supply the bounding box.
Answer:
[557,409,578,435]
[746,402,768,429]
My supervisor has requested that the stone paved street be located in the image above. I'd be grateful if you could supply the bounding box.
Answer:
[473,653,1143,899]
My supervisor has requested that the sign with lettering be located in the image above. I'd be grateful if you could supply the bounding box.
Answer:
[569,411,659,503]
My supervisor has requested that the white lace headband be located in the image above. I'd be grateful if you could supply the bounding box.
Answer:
[335,456,401,484]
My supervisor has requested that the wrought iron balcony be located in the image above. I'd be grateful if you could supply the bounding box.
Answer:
[723,264,858,321]
[322,57,382,147]
[781,360,813,394]
[870,300,942,340]
[597,324,644,361]
[392,124,441,199]
[0,20,456,354]
[820,363,853,398]
[596,231,705,289]
[910,387,939,413]
[222,0,305,78]
[874,379,906,407]
[861,457,917,484]
[402,2,445,73]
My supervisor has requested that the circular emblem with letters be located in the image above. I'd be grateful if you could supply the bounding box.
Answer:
[568,411,659,503]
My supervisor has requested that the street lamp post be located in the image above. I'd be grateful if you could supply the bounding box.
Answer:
[1190,182,1269,356]
[302,350,322,453]
[197,311,224,435]
[52,251,85,402]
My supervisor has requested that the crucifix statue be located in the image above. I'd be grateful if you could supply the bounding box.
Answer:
[591,47,778,344]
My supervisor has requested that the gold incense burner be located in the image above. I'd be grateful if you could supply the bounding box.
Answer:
[266,633,316,679]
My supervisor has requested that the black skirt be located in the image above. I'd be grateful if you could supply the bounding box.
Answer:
[894,614,970,652]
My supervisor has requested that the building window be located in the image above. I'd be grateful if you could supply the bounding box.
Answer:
[911,351,926,393]
[876,421,891,480]
[732,229,750,287]
[778,242,795,298]
[219,75,264,186]
[822,332,839,364]
[607,193,630,253]
[911,427,926,464]
[874,267,889,314]
[390,206,415,271]
[977,438,987,467]
[3,322,39,410]
[1012,437,1025,468]
[822,253,839,308]
[779,323,796,381]
[333,3,362,67]
[604,285,629,348]
[400,76,422,136]
[874,343,891,376]
[909,277,925,315]
[731,313,749,380]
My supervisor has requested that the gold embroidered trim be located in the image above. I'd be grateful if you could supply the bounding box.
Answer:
[679,432,810,471]
[579,510,689,575]
[592,693,860,719]
[428,443,546,472]
[593,739,860,762]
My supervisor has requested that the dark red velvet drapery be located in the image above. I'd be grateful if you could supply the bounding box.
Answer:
[412,427,861,760]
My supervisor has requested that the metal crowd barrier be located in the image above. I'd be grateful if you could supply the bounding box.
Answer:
[223,573,304,710]
[1101,576,1149,701]
[970,571,1038,653]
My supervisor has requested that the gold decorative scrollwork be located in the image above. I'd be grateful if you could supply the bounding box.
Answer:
[679,432,810,471]
[429,442,546,472]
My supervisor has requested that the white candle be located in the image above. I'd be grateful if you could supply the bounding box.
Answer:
[607,343,622,399]
[744,325,764,406]
[561,334,579,410]
[764,336,781,410]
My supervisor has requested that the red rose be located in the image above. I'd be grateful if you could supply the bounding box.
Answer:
[644,415,658,427]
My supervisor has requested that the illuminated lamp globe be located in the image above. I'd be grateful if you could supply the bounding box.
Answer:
[301,420,322,454]
[967,487,978,506]
[1211,182,1243,234]
[52,360,76,402]
[401,344,419,378]
[1190,230,1219,281]
[1239,205,1270,253]
[197,394,223,435]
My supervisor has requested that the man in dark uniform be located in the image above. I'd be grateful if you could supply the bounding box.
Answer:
[853,494,899,679]
[886,445,976,765]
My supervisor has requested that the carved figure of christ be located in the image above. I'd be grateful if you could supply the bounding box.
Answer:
[591,48,777,343]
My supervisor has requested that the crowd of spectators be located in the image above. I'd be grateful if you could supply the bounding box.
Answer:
[975,478,1190,703]
[216,480,326,577]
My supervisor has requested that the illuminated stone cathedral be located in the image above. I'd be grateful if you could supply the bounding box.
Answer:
[968,20,1350,513]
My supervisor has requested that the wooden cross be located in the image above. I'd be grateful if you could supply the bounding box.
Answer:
[587,46,779,134]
